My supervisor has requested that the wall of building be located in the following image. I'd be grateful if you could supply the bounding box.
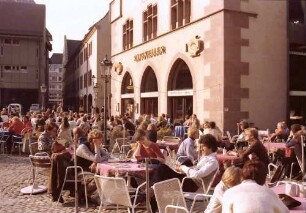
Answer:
[239,0,287,130]
[110,0,288,132]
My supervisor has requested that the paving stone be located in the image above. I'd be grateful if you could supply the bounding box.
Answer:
[0,154,148,213]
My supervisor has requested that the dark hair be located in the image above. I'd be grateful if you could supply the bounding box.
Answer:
[242,160,268,185]
[198,134,218,152]
[291,124,301,133]
[63,116,70,129]
[209,121,216,129]
[134,129,146,141]
[239,120,249,130]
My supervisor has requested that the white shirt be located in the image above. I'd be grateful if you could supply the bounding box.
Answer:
[181,152,219,178]
[205,181,227,213]
[222,180,289,213]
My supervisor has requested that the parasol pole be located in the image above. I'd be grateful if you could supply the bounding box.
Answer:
[145,158,151,213]
[302,135,305,182]
[74,133,79,213]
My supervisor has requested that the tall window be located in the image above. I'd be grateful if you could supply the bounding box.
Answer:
[171,0,191,30]
[143,4,157,42]
[123,19,133,50]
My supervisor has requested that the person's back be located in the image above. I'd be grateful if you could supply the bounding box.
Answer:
[222,160,289,213]
[222,180,288,213]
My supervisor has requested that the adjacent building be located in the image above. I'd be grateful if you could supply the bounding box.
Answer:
[0,1,51,111]
[63,12,111,113]
[49,53,63,107]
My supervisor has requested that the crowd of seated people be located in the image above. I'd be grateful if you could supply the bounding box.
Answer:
[1,104,305,212]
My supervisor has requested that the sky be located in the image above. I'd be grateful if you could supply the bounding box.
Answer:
[34,0,110,55]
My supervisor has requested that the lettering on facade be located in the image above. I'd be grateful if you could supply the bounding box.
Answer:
[134,46,166,62]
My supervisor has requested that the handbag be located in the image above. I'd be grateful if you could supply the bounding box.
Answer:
[278,193,301,208]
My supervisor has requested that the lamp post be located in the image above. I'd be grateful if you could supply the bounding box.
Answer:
[92,79,99,109]
[40,83,47,112]
[99,55,113,146]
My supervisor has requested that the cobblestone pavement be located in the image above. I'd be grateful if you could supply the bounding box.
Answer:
[0,154,147,213]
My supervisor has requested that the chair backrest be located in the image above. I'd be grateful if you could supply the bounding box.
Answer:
[294,135,306,173]
[226,131,232,143]
[183,169,219,194]
[153,178,187,213]
[29,142,39,155]
[163,136,181,143]
[12,135,22,143]
[94,175,132,208]
[29,152,51,169]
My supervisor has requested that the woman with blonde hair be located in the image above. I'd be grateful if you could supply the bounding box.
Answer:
[205,166,242,213]
[76,129,110,171]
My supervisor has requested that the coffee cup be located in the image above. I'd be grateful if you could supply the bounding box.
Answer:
[298,183,306,198]
[285,182,300,197]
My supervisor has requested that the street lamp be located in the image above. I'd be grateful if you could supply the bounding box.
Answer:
[40,83,47,112]
[92,78,99,108]
[100,55,113,146]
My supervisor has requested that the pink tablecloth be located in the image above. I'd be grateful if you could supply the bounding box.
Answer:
[216,153,242,165]
[264,142,293,157]
[156,140,179,150]
[271,184,306,213]
[97,161,148,177]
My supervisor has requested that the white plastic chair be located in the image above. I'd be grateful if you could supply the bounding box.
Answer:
[153,178,189,213]
[0,131,9,153]
[181,169,218,212]
[94,175,147,213]
[111,137,132,154]
[56,166,90,208]
[12,135,23,155]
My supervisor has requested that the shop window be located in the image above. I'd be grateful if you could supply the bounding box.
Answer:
[171,0,191,30]
[143,4,158,42]
[123,19,133,50]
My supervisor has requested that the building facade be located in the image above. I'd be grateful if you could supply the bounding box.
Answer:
[288,0,306,126]
[0,1,51,111]
[49,53,63,107]
[110,0,288,133]
[63,12,111,113]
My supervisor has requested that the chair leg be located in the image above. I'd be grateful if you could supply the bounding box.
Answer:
[56,169,69,206]
[30,168,38,197]
[80,172,88,208]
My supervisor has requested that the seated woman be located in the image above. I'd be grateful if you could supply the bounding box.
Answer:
[222,160,289,213]
[205,166,242,213]
[37,122,58,156]
[76,129,110,172]
[176,126,199,166]
[132,129,164,163]
[74,129,110,205]
[269,121,289,142]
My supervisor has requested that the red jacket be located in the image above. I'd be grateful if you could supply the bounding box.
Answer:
[8,119,24,135]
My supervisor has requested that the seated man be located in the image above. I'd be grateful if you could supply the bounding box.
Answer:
[238,128,270,167]
[150,134,219,212]
[222,160,289,213]
[176,126,199,166]
[152,134,219,191]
